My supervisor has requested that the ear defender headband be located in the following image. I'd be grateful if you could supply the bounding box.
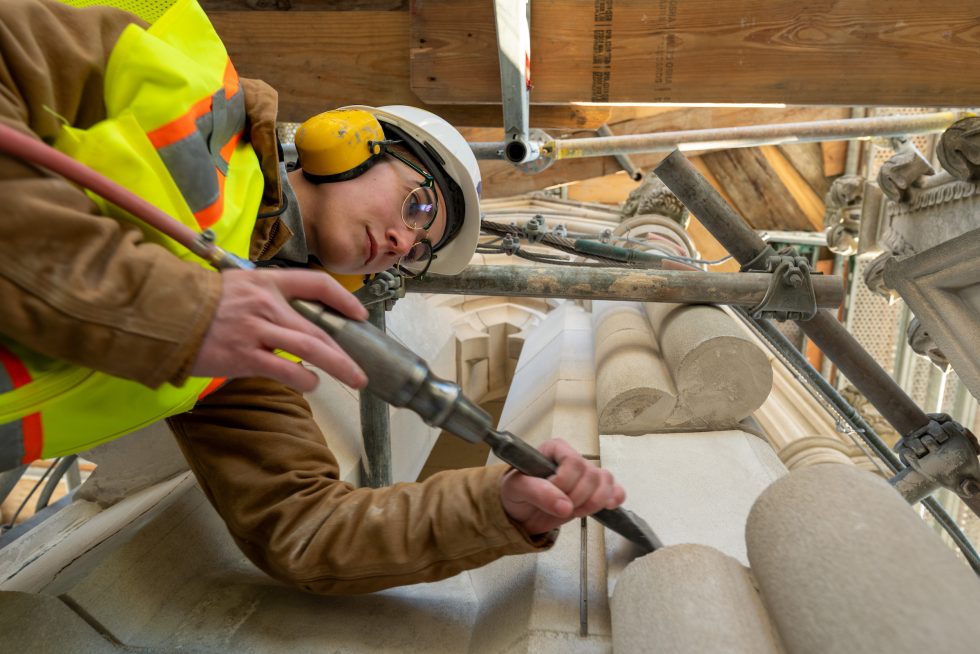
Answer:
[294,109,466,253]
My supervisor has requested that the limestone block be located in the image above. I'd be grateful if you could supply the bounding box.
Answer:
[747,464,980,654]
[610,545,783,654]
[600,431,787,593]
[592,302,676,434]
[0,591,129,653]
[75,420,189,507]
[646,303,772,430]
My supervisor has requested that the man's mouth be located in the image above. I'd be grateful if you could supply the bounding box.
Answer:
[364,228,377,266]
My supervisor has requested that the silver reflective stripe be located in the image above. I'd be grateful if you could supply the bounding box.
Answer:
[158,133,219,213]
[154,86,246,214]
[0,420,25,472]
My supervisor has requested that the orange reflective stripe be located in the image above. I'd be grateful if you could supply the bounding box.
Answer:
[192,168,226,229]
[21,413,42,464]
[198,377,227,399]
[222,59,239,99]
[0,344,44,464]
[146,95,212,150]
[0,344,32,388]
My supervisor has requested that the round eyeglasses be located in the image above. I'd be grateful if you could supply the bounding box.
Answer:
[381,146,440,277]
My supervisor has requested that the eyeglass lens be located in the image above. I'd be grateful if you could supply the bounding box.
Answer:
[402,186,439,231]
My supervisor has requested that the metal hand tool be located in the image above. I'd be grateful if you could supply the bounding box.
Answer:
[288,297,663,554]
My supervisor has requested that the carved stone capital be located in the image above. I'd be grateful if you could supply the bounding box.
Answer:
[863,252,899,302]
[907,316,950,371]
[878,149,935,203]
[937,116,980,181]
[621,175,689,227]
[823,175,864,255]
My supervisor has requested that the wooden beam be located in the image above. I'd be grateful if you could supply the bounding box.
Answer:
[699,148,815,231]
[410,0,980,106]
[760,146,826,230]
[822,141,848,177]
[207,10,610,128]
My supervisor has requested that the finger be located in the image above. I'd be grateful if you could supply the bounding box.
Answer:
[547,449,588,494]
[504,473,574,519]
[271,270,369,320]
[251,350,322,392]
[257,324,367,388]
[565,465,602,509]
[574,469,618,516]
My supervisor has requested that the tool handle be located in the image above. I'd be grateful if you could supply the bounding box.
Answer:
[486,429,662,553]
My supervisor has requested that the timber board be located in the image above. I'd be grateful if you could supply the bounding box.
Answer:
[410,0,980,106]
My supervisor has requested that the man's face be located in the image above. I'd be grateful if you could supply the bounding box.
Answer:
[302,154,448,276]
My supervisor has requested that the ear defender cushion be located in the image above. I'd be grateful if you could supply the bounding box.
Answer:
[296,110,385,183]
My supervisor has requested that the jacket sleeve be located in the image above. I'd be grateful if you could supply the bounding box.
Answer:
[167,376,555,595]
[0,0,220,388]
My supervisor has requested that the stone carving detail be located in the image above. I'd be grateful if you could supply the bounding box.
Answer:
[906,316,950,371]
[877,147,935,203]
[937,116,980,181]
[863,252,899,302]
[823,175,864,255]
[621,175,690,227]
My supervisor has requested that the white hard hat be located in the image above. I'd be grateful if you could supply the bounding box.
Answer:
[342,105,482,275]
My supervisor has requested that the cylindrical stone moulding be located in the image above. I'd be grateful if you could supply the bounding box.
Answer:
[611,544,784,654]
[747,464,980,654]
[593,301,676,434]
[646,303,773,429]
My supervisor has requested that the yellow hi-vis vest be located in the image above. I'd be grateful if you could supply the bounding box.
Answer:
[0,0,264,471]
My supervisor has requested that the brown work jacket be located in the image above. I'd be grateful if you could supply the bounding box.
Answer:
[0,0,551,594]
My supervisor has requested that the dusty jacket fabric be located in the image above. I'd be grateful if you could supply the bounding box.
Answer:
[0,0,551,594]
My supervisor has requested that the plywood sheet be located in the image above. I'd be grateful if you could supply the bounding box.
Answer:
[411,0,980,105]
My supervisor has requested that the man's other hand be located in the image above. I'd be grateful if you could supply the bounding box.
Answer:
[190,269,369,392]
[499,438,626,535]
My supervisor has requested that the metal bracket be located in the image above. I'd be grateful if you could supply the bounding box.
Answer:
[895,413,980,502]
[744,249,818,322]
[355,269,405,310]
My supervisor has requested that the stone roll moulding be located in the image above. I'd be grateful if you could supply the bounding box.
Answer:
[646,303,773,430]
[610,545,784,654]
[592,301,677,435]
[747,464,980,654]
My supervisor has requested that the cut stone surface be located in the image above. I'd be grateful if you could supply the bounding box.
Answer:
[646,303,773,430]
[611,545,783,654]
[600,430,787,594]
[747,464,980,654]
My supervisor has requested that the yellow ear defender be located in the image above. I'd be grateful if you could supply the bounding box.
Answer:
[295,109,387,182]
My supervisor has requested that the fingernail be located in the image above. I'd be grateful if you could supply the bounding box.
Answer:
[553,499,571,515]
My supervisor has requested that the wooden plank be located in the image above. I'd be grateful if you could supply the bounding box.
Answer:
[761,145,826,230]
[700,148,814,231]
[411,0,980,106]
[207,10,609,128]
[777,142,832,200]
[822,141,848,177]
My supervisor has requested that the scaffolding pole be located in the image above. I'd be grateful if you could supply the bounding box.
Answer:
[471,111,962,162]
[405,264,844,309]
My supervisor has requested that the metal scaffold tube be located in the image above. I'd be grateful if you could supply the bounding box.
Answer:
[471,111,962,161]
[405,264,844,308]
[654,150,929,436]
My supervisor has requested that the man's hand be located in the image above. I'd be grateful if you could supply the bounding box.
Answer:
[190,269,369,392]
[499,438,626,536]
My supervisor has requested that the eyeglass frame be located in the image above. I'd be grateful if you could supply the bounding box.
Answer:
[371,141,441,277]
